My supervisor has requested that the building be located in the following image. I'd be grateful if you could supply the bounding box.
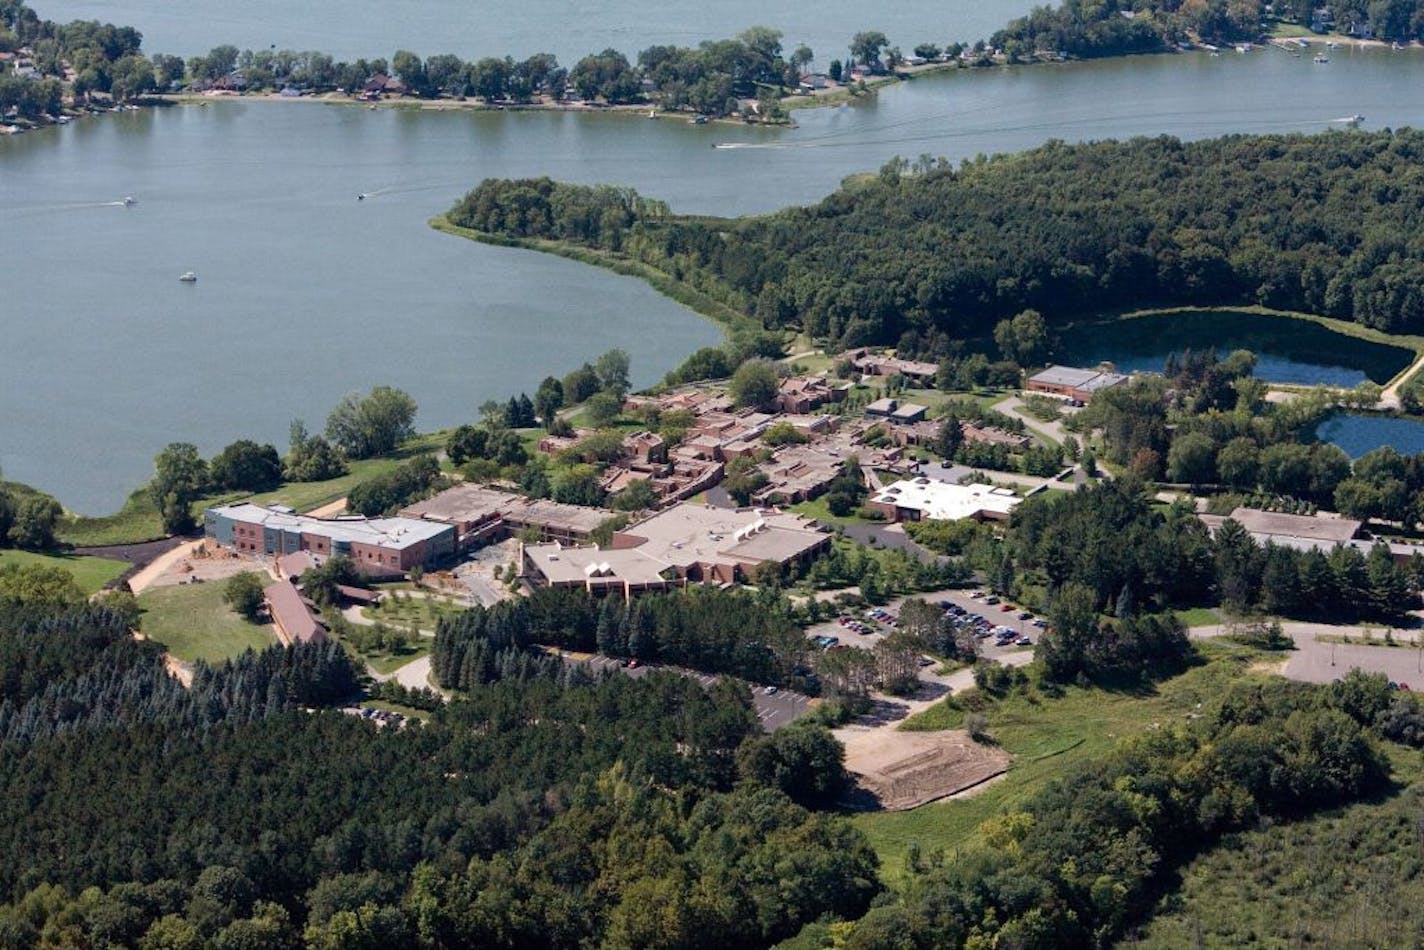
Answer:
[206,503,456,577]
[401,484,616,548]
[844,349,939,383]
[1026,365,1129,403]
[1198,508,1365,553]
[264,580,327,645]
[522,503,831,597]
[520,545,674,599]
[776,375,849,414]
[867,477,1022,523]
[751,444,849,505]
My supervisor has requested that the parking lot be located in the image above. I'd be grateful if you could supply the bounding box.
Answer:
[804,587,1042,664]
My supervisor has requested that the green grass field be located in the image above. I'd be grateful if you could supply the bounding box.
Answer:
[851,648,1255,886]
[0,549,129,594]
[362,593,463,632]
[137,579,276,663]
[1173,606,1221,627]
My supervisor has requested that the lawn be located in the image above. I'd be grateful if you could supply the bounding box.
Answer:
[850,647,1257,887]
[57,433,449,547]
[360,643,430,676]
[1173,606,1221,628]
[137,579,276,663]
[0,549,129,594]
[362,593,464,632]
[791,495,873,528]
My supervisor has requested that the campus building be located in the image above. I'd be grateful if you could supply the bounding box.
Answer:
[1026,365,1130,402]
[400,484,616,548]
[867,477,1023,523]
[521,503,832,598]
[205,503,455,576]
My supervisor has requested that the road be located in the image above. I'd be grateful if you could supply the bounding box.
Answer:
[993,394,1070,445]
[1192,621,1424,687]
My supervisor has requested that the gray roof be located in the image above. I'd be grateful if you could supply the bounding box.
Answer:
[1225,507,1363,544]
[1029,365,1102,388]
[210,503,451,550]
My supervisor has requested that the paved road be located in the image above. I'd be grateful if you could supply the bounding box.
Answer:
[1192,621,1424,687]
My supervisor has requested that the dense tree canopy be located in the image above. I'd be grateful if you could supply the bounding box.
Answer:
[456,132,1424,350]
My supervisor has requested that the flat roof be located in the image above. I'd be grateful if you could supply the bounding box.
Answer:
[1029,365,1102,388]
[1226,507,1363,544]
[871,478,1021,521]
[523,544,670,586]
[866,398,899,413]
[210,503,451,550]
[617,503,826,568]
[400,484,613,533]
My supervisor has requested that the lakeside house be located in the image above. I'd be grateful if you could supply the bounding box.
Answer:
[843,348,939,383]
[205,503,455,577]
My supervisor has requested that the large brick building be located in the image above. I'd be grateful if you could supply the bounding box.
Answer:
[205,503,455,577]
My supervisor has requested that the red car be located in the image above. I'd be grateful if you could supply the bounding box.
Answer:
[1000,603,1014,612]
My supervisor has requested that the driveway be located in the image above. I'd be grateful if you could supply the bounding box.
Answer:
[993,394,1069,445]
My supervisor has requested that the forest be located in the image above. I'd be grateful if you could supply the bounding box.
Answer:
[0,571,877,947]
[451,130,1424,350]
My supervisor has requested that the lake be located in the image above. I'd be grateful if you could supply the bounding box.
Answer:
[33,0,1034,64]
[4,44,1424,512]
[1318,414,1424,458]
[1058,311,1416,388]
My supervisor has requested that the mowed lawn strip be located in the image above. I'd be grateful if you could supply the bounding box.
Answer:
[0,549,128,594]
[137,581,276,664]
[850,648,1255,887]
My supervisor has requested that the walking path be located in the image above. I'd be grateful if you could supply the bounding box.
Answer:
[1377,349,1424,409]
[992,394,1069,445]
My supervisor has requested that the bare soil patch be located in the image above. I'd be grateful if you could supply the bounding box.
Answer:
[840,728,1011,811]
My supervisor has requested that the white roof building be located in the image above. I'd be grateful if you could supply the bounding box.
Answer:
[870,478,1022,522]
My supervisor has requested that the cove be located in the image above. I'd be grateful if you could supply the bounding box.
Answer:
[1058,311,1415,387]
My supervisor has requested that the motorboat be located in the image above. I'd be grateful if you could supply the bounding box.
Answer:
[122,196,136,206]
[178,271,197,282]
[1314,53,1329,63]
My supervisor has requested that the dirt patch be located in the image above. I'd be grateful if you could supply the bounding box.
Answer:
[142,540,269,591]
[840,728,1011,811]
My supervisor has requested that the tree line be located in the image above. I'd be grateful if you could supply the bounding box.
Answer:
[994,0,1424,62]
[455,131,1424,353]
[433,584,813,689]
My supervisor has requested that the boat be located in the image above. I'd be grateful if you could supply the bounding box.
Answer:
[1314,53,1329,63]
[691,114,709,125]
[1327,40,1340,48]
[1296,38,1310,48]
[178,271,197,283]
[647,109,657,119]
[357,193,368,201]
[121,195,136,206]
[1332,113,1365,125]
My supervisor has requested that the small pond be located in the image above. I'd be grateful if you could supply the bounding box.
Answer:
[1059,311,1414,387]
[1316,414,1424,459]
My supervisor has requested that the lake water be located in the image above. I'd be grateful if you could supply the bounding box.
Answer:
[33,0,1034,64]
[4,44,1424,513]
[1059,311,1416,387]
[1318,414,1424,458]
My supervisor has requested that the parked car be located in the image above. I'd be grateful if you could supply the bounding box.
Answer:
[984,596,1000,604]
[1017,636,1033,646]
[1018,611,1033,620]
[1000,603,1015,612]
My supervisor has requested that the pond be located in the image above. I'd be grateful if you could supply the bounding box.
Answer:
[1058,311,1414,388]
[1316,413,1424,459]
